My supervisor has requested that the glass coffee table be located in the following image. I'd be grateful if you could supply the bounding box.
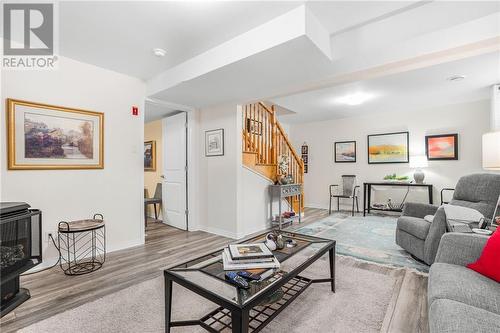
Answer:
[164,231,335,333]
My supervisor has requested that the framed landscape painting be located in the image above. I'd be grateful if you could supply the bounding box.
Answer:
[425,134,458,160]
[144,141,156,171]
[367,132,409,164]
[7,99,104,170]
[334,141,356,163]
[205,128,224,156]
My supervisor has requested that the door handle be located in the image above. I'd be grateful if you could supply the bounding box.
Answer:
[160,175,165,179]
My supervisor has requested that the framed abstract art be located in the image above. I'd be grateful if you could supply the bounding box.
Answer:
[334,141,356,163]
[7,99,104,170]
[425,134,458,160]
[367,131,409,164]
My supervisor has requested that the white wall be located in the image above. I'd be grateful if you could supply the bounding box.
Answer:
[288,100,491,210]
[197,103,240,238]
[1,57,146,266]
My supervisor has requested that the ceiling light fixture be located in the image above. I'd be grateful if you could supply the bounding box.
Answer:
[336,92,374,106]
[447,75,466,82]
[152,48,167,57]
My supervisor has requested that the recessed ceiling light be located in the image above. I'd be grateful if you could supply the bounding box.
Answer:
[152,48,167,57]
[336,92,374,106]
[447,75,466,82]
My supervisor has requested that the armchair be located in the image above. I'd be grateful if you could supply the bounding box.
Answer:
[396,173,500,265]
[329,175,360,216]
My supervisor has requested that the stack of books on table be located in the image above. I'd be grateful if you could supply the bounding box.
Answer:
[222,243,280,271]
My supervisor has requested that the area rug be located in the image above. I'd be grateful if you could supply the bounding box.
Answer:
[295,213,429,272]
[19,255,411,333]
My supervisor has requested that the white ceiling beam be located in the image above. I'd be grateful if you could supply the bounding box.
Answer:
[146,5,332,98]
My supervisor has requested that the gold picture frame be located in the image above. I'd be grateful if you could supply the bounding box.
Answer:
[7,98,104,170]
[144,140,156,171]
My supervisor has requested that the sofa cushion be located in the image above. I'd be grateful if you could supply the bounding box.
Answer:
[467,230,500,283]
[429,263,500,315]
[397,216,431,240]
[429,298,500,333]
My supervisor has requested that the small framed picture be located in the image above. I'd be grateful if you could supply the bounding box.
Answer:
[205,129,224,156]
[334,141,356,163]
[425,134,458,160]
[245,119,263,135]
[144,141,156,171]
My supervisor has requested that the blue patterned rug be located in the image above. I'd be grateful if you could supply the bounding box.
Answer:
[295,213,429,272]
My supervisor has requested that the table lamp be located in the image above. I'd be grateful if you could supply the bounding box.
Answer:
[482,131,500,170]
[410,155,428,184]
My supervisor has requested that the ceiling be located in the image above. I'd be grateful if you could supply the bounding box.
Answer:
[59,1,300,80]
[10,1,499,123]
[272,51,500,123]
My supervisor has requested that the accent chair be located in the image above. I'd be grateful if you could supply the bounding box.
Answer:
[395,173,500,265]
[329,175,360,216]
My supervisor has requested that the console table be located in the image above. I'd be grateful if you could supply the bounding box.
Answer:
[363,182,433,216]
[269,184,302,230]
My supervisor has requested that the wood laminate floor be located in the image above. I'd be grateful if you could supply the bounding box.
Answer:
[1,208,427,333]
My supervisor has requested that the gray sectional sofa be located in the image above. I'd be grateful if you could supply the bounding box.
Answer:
[428,233,500,333]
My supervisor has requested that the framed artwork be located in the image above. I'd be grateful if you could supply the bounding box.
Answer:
[246,119,263,135]
[334,141,356,163]
[367,131,409,164]
[144,141,156,171]
[7,98,104,170]
[425,134,458,160]
[205,128,224,156]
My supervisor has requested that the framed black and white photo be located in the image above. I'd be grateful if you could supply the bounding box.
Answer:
[205,129,224,156]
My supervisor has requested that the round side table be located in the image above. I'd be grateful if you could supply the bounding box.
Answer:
[58,214,106,275]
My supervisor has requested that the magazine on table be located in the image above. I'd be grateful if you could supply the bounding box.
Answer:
[228,243,274,261]
[222,249,280,271]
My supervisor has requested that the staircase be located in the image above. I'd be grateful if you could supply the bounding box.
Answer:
[242,102,304,213]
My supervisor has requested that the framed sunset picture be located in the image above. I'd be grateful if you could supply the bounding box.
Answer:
[426,134,458,160]
[367,132,409,164]
[7,99,104,170]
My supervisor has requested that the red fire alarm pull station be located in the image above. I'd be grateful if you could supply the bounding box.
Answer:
[132,106,139,116]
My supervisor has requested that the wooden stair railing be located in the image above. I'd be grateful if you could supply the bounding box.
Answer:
[242,102,304,213]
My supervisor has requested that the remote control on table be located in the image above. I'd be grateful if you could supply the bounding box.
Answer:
[225,272,250,289]
[237,271,261,281]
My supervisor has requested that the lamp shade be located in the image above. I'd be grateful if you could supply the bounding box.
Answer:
[482,131,500,170]
[410,155,428,168]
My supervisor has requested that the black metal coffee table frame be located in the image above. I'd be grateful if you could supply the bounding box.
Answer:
[164,233,335,333]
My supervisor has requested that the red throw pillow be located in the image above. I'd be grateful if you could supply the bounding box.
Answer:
[467,230,500,283]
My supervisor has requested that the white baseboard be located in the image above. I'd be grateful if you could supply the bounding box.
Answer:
[198,225,241,240]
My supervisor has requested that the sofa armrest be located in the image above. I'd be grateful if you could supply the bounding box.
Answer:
[402,202,438,218]
[434,233,488,266]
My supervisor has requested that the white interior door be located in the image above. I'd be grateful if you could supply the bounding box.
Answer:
[162,112,187,230]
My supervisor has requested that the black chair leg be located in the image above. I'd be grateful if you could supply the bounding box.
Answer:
[356,197,359,213]
[154,204,158,220]
[144,204,147,228]
[352,198,355,217]
[329,197,332,215]
[337,197,340,211]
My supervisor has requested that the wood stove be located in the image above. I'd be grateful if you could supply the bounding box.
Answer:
[0,202,42,317]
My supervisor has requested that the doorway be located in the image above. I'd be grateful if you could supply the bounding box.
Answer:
[144,100,189,241]
[161,112,188,231]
